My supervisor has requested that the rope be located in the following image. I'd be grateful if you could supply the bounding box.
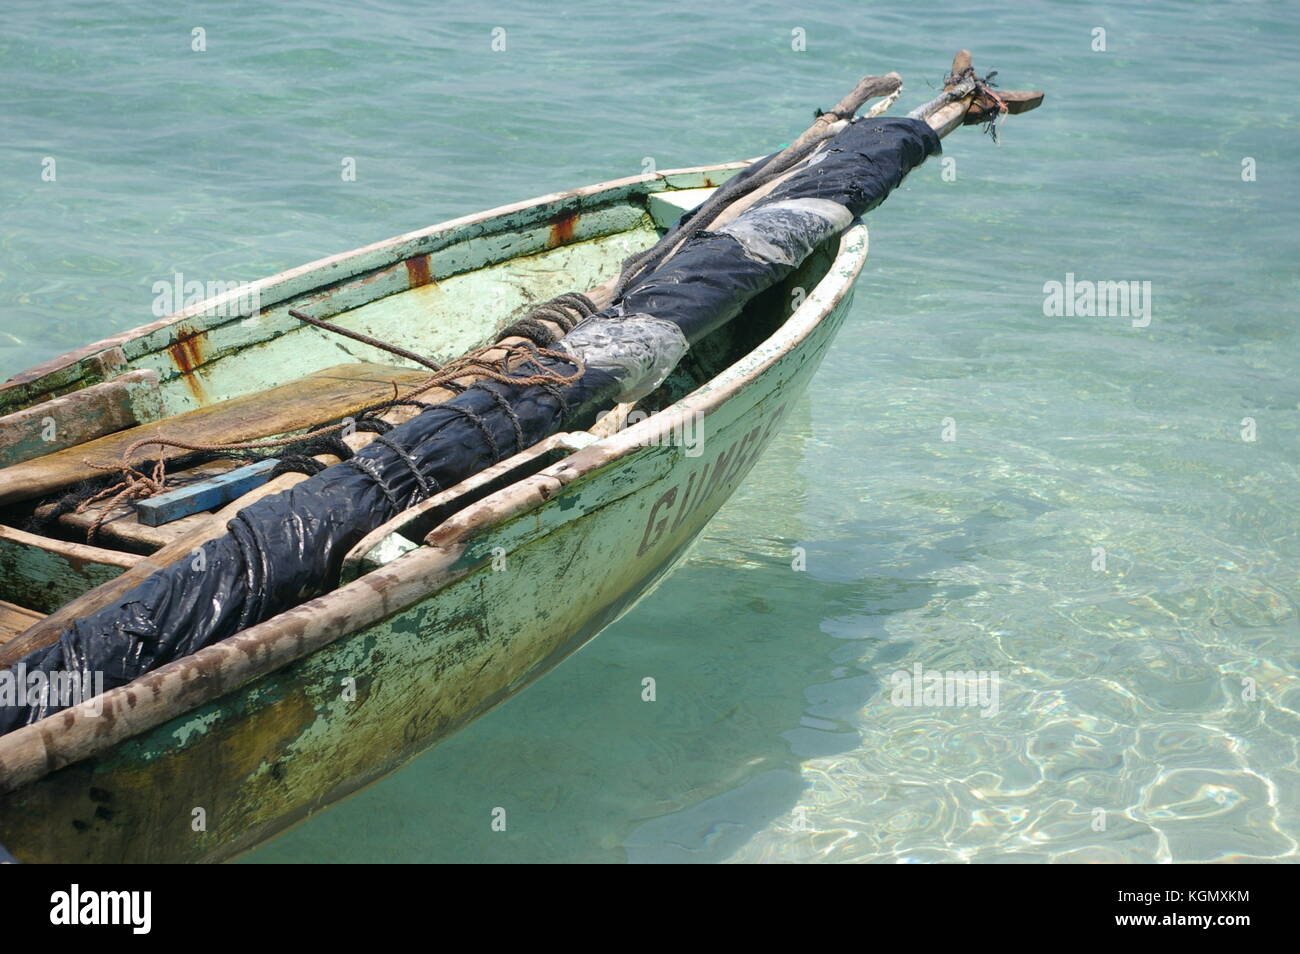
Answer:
[345,456,407,511]
[483,388,525,451]
[72,292,595,537]
[965,68,1010,141]
[269,454,327,478]
[499,316,560,347]
[437,404,502,463]
[371,433,440,499]
[908,67,1006,138]
[529,292,598,330]
[74,456,170,540]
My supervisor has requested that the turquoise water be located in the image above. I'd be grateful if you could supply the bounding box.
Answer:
[3,1,1297,862]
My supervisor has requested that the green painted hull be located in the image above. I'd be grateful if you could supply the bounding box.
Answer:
[0,164,869,862]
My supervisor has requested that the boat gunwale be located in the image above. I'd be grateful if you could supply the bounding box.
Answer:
[0,161,751,403]
[0,212,869,795]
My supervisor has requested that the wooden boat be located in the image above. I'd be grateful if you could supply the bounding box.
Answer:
[0,52,1042,862]
[0,159,872,862]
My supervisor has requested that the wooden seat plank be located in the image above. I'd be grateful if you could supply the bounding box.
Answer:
[0,363,430,506]
[46,460,242,552]
[0,599,45,645]
[0,370,163,469]
[58,504,217,554]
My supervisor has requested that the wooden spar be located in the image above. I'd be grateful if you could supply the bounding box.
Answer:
[0,370,161,469]
[787,72,902,151]
[916,80,977,137]
[635,72,903,272]
[911,50,1044,138]
[697,51,1043,233]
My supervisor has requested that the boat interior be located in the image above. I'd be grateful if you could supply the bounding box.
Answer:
[0,170,843,646]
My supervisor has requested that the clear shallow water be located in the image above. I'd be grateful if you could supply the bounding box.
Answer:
[3,1,1297,862]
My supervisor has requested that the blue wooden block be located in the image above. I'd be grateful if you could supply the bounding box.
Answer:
[135,459,279,527]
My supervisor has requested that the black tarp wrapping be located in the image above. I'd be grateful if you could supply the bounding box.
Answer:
[0,117,938,734]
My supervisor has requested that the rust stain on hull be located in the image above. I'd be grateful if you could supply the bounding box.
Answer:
[166,325,209,404]
[404,254,433,289]
[546,212,579,249]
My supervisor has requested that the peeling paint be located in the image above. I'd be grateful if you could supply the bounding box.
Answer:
[171,709,221,747]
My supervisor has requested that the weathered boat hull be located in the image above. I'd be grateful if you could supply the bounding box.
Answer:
[0,194,868,863]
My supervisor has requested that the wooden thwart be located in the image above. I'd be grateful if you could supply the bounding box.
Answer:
[37,459,240,552]
[0,600,44,646]
[0,370,163,469]
[58,502,219,553]
[0,362,430,507]
[0,524,138,628]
